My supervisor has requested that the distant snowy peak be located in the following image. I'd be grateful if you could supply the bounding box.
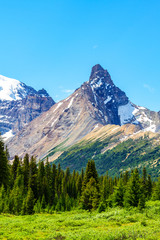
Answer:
[0,75,28,101]
[0,74,50,101]
[0,74,55,139]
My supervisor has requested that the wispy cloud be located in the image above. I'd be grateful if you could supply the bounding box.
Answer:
[143,84,155,93]
[61,89,74,93]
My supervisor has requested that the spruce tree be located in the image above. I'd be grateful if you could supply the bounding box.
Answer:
[45,158,52,203]
[37,161,45,200]
[50,164,57,205]
[152,177,160,200]
[25,187,35,215]
[11,155,20,182]
[101,174,110,201]
[81,177,99,211]
[124,168,141,207]
[22,154,30,191]
[28,156,38,199]
[112,178,124,207]
[0,139,9,188]
[83,160,98,189]
[146,175,152,199]
[10,174,24,214]
[0,185,6,213]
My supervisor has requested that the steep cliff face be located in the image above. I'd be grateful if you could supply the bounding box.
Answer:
[7,64,160,160]
[0,75,55,139]
[84,64,128,125]
[85,64,160,131]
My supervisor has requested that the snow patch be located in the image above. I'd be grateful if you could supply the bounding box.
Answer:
[93,124,99,130]
[105,83,111,90]
[90,78,103,89]
[111,126,120,132]
[2,130,14,141]
[99,110,104,116]
[0,75,27,101]
[133,108,139,115]
[51,118,58,127]
[68,97,74,108]
[53,102,63,113]
[64,96,71,102]
[104,96,112,104]
[145,124,156,133]
[118,102,135,125]
[136,112,156,133]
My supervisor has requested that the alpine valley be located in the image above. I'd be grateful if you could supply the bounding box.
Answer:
[2,64,160,177]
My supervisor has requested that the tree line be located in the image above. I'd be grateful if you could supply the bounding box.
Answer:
[0,137,160,215]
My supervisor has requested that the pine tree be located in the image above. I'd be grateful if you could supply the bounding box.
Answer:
[76,175,83,197]
[50,163,57,205]
[81,177,99,211]
[0,185,6,213]
[0,139,9,188]
[11,155,20,182]
[22,154,30,191]
[152,177,160,200]
[83,160,98,189]
[44,158,52,204]
[25,187,35,215]
[112,178,124,207]
[10,174,24,214]
[37,161,45,200]
[41,194,46,210]
[101,174,110,201]
[124,168,141,207]
[122,171,130,185]
[28,156,38,199]
[5,146,10,160]
[146,175,152,199]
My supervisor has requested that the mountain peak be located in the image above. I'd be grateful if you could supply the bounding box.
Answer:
[89,64,104,80]
[0,74,25,101]
[37,88,49,97]
[92,64,104,72]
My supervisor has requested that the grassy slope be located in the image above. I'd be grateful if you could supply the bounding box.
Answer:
[54,135,160,180]
[1,201,160,239]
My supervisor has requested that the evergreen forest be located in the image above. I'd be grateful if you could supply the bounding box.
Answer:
[1,136,160,216]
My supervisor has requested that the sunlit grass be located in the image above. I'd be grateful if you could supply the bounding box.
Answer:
[0,201,160,239]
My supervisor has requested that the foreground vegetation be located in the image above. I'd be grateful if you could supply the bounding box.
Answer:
[1,201,160,239]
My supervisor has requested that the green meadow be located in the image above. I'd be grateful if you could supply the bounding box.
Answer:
[0,201,160,240]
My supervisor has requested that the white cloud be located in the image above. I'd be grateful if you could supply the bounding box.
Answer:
[62,89,74,93]
[143,84,154,93]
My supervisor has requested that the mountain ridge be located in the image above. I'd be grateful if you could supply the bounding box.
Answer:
[6,64,160,161]
[0,74,55,139]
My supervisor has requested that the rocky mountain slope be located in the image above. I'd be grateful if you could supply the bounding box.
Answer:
[54,123,160,179]
[0,75,55,139]
[7,64,160,160]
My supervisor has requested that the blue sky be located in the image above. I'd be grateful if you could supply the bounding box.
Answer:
[0,0,160,111]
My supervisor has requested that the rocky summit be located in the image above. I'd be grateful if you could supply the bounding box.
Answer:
[0,75,55,140]
[6,64,160,160]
